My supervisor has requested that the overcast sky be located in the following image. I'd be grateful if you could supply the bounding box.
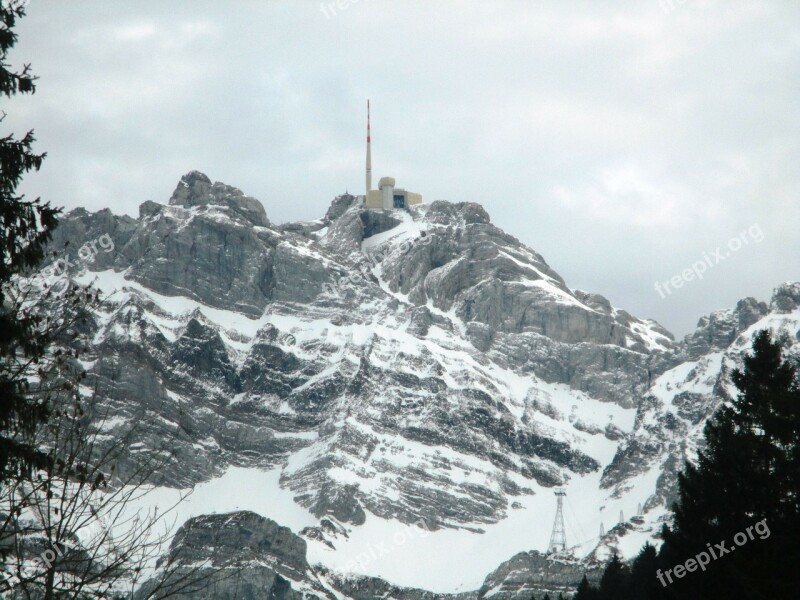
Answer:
[5,0,799,337]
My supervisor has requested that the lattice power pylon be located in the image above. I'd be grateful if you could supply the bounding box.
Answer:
[548,489,567,553]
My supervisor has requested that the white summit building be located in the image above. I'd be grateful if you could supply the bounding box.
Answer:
[363,100,423,210]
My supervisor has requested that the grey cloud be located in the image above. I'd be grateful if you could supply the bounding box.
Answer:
[4,0,798,337]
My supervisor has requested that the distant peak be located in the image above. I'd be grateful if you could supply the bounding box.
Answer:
[169,170,269,227]
[427,200,490,225]
[180,170,211,185]
[324,192,360,223]
[169,170,213,207]
[771,281,800,313]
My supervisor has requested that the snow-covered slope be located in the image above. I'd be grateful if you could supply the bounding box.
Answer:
[591,286,800,564]
[30,171,799,598]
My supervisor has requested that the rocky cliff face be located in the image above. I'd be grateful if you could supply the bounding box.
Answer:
[476,551,604,599]
[593,281,800,564]
[136,512,315,600]
[32,172,800,598]
[140,511,475,600]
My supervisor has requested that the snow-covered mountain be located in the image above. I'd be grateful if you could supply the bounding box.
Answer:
[32,171,800,598]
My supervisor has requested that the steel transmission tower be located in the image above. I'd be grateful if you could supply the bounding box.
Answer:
[548,489,567,553]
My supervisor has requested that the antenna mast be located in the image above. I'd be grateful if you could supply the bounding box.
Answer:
[365,99,372,197]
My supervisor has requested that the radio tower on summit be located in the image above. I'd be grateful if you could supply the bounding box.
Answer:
[362,100,423,209]
[548,489,567,553]
[365,99,372,198]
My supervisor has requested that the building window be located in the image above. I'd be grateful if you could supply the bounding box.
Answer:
[393,194,405,208]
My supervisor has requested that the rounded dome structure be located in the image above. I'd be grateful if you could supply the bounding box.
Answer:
[378,176,396,188]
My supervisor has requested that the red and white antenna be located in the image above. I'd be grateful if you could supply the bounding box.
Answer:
[365,99,372,197]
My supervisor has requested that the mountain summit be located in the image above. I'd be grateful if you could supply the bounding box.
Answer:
[36,173,800,597]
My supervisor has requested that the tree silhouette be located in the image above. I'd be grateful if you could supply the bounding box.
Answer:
[580,330,800,599]
[661,329,799,599]
[0,0,60,485]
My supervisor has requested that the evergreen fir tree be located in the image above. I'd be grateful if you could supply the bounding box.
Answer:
[0,0,59,481]
[574,574,595,600]
[597,553,628,600]
[660,329,800,599]
[628,543,664,600]
[578,330,799,600]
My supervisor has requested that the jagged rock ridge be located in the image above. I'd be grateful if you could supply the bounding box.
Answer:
[32,171,800,598]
